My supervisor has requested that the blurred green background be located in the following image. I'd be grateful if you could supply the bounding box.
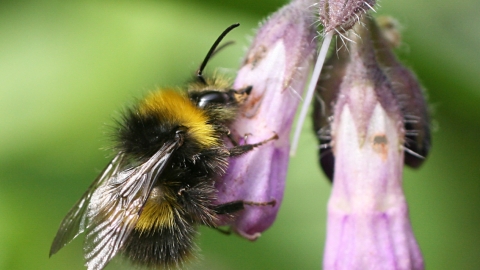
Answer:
[1,0,479,269]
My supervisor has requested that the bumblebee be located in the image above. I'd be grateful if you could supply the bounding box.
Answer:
[50,23,276,270]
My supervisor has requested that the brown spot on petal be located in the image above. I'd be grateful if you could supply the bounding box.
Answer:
[244,45,267,69]
[242,92,263,118]
[372,134,388,160]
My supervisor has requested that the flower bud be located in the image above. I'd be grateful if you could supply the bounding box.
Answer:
[376,16,402,49]
[214,0,317,240]
[318,0,376,32]
[369,16,431,168]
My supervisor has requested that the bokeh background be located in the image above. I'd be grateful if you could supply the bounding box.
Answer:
[1,0,479,269]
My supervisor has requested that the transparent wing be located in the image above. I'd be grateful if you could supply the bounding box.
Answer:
[50,153,126,257]
[83,141,179,270]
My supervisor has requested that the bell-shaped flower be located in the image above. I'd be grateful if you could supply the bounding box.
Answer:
[315,16,426,270]
[214,0,317,240]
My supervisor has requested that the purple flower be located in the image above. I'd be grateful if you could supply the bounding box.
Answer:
[315,16,426,269]
[214,0,317,240]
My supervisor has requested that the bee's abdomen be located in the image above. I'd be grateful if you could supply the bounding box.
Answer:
[122,221,198,269]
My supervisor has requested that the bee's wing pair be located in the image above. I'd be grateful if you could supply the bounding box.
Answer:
[50,140,181,270]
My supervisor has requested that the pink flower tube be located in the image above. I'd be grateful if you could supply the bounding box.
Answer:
[319,17,425,269]
[214,0,317,240]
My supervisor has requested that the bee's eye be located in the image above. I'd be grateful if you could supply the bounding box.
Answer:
[196,91,232,108]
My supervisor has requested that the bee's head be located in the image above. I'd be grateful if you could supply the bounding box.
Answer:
[190,86,252,109]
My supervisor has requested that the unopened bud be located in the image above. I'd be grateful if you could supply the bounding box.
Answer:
[318,0,376,32]
[369,16,431,167]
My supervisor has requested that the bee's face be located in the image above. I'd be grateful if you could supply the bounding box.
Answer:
[192,90,237,108]
[188,76,252,109]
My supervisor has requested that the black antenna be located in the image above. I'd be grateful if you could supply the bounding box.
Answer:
[196,23,240,84]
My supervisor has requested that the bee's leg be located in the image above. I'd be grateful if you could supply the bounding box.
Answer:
[212,200,276,235]
[243,200,277,207]
[227,132,254,147]
[217,126,239,146]
[227,133,279,157]
[227,132,240,146]
[214,199,276,215]
[214,201,245,214]
[213,227,233,235]
[226,132,258,148]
